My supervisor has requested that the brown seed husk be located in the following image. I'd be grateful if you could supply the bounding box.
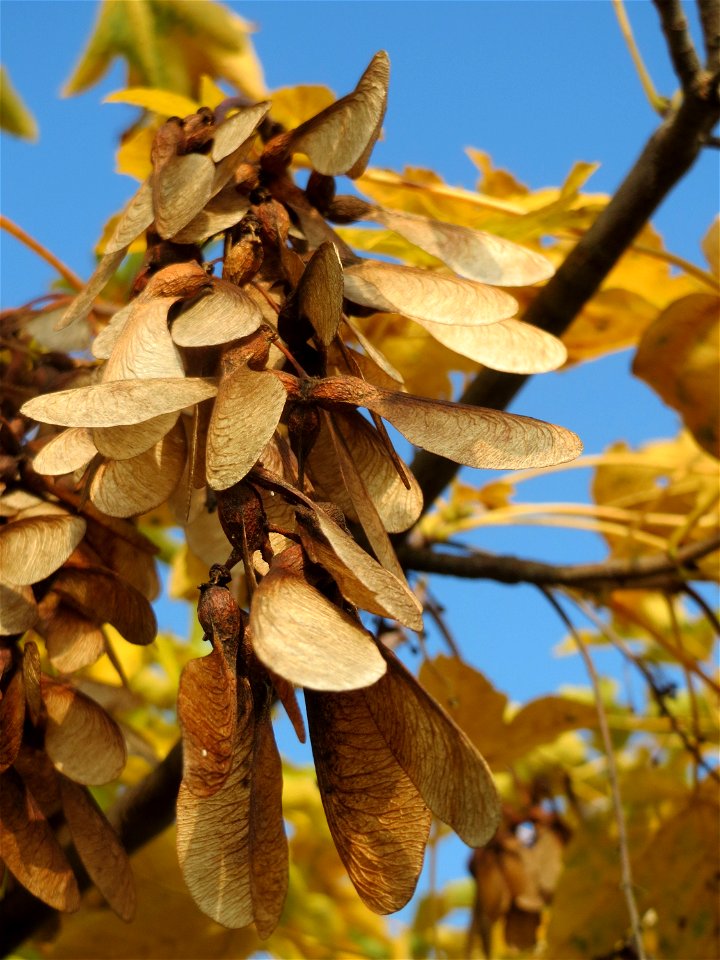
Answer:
[154,152,215,238]
[41,676,127,785]
[59,776,136,921]
[103,297,184,381]
[56,248,126,331]
[369,207,554,286]
[249,562,387,691]
[343,260,518,327]
[0,581,38,634]
[206,367,287,491]
[177,683,255,928]
[32,428,98,476]
[22,640,44,726]
[178,647,237,798]
[90,422,187,518]
[170,280,263,348]
[21,377,218,428]
[43,604,106,674]
[51,567,157,646]
[307,410,422,533]
[0,766,80,911]
[0,668,25,772]
[289,51,389,178]
[104,179,155,254]
[0,514,86,586]
[306,686,431,913]
[297,241,344,345]
[91,412,179,461]
[363,648,500,847]
[211,102,271,162]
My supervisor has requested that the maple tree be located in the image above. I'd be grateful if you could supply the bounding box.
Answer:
[1,2,719,958]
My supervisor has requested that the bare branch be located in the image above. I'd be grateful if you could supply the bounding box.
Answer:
[653,0,704,89]
[406,69,720,518]
[397,534,720,592]
[542,590,647,960]
[698,0,720,71]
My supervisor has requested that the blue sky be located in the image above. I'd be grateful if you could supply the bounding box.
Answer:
[2,0,717,927]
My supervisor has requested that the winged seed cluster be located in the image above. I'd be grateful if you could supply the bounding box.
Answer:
[1,52,581,933]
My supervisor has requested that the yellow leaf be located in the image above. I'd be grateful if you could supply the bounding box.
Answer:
[702,215,719,276]
[0,65,38,140]
[633,293,720,458]
[269,84,335,131]
[104,86,199,117]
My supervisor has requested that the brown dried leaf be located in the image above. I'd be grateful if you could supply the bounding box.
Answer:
[177,687,254,928]
[312,377,583,470]
[0,581,37,634]
[343,260,518,327]
[364,647,500,846]
[32,428,97,476]
[90,422,186,517]
[306,686,431,913]
[298,241,344,345]
[250,561,386,691]
[41,675,126,784]
[418,316,567,373]
[211,101,271,162]
[206,367,287,491]
[154,152,215,239]
[104,178,154,254]
[56,248,126,331]
[51,567,156,645]
[91,412,179,460]
[21,377,218,428]
[0,668,25,771]
[370,207,554,286]
[249,713,288,938]
[0,766,80,911]
[178,647,237,798]
[308,410,422,533]
[296,504,423,630]
[171,280,263,348]
[44,604,106,673]
[0,514,86,586]
[60,776,136,921]
[290,51,389,178]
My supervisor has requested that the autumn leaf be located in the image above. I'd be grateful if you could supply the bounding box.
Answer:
[0,65,38,140]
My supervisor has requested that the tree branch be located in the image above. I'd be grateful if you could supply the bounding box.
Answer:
[406,59,720,519]
[398,534,720,592]
[653,0,704,89]
[698,0,720,72]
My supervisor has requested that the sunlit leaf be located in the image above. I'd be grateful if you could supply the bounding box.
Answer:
[0,65,38,140]
[104,85,199,116]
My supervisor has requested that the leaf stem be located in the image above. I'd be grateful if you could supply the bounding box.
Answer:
[613,0,670,113]
[541,589,647,960]
[0,215,84,292]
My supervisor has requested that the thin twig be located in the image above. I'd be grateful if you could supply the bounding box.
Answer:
[652,0,704,90]
[396,533,720,593]
[423,589,462,657]
[613,0,670,112]
[541,590,647,960]
[0,215,84,291]
[573,597,719,784]
[684,583,720,635]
